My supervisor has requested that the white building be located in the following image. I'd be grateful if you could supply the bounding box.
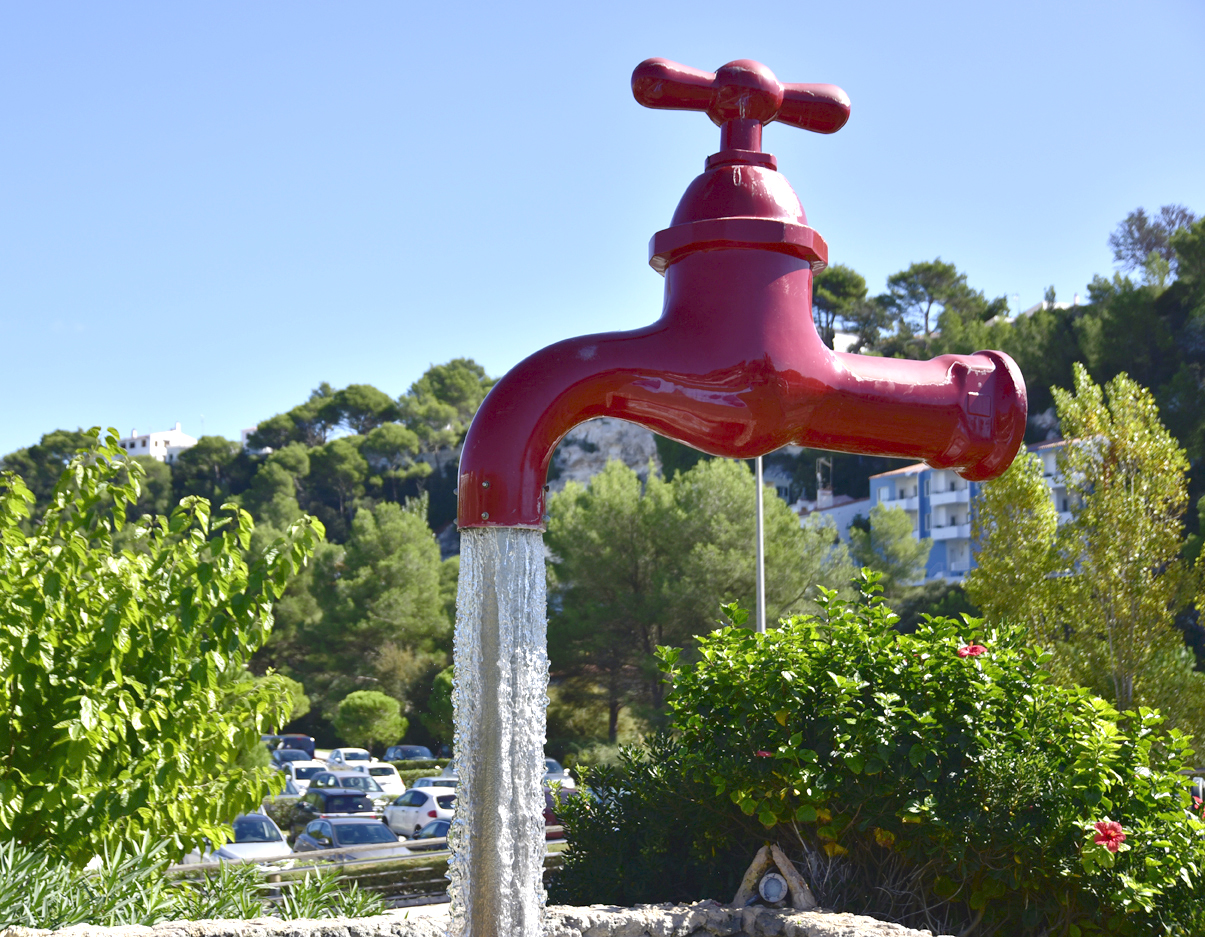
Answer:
[803,441,1070,582]
[117,423,197,465]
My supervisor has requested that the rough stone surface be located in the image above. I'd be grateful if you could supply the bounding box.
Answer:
[549,418,661,492]
[0,902,953,937]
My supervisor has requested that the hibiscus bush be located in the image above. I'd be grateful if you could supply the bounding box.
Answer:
[554,572,1205,935]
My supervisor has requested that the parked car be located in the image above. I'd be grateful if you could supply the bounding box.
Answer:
[361,763,406,798]
[289,789,378,839]
[282,759,327,792]
[410,775,458,789]
[271,748,311,769]
[544,757,577,790]
[184,812,292,864]
[276,734,316,758]
[308,770,392,808]
[407,819,451,851]
[261,734,283,752]
[384,744,434,762]
[326,747,373,769]
[292,816,412,861]
[383,787,457,838]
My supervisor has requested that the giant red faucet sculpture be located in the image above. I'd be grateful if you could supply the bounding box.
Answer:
[458,56,1027,527]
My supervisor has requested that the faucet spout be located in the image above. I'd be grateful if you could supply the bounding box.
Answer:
[458,249,1025,529]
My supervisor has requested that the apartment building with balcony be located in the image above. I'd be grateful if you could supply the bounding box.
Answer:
[858,440,1069,582]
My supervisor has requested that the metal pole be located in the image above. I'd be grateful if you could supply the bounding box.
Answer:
[755,455,766,634]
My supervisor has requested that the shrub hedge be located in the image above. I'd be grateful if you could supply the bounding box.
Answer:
[551,573,1205,936]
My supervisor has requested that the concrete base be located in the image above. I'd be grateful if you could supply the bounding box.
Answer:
[1,901,952,937]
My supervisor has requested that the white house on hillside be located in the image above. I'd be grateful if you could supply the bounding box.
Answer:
[117,423,197,464]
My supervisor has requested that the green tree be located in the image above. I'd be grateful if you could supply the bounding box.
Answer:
[419,666,454,750]
[883,259,964,339]
[0,429,95,519]
[811,264,868,349]
[968,366,1201,726]
[965,451,1061,639]
[546,459,853,740]
[172,435,253,505]
[313,499,448,666]
[0,430,322,862]
[306,436,368,536]
[1054,364,1193,713]
[848,503,931,594]
[361,422,430,501]
[329,384,398,435]
[333,690,407,751]
[398,358,495,459]
[1109,204,1198,276]
[275,675,311,730]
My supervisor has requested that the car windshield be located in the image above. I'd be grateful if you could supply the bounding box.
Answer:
[232,815,282,843]
[342,751,371,761]
[343,775,383,792]
[418,821,450,838]
[294,765,322,780]
[367,766,396,778]
[545,758,563,774]
[276,749,308,762]
[283,779,299,795]
[333,823,397,845]
[396,746,432,759]
[436,794,457,810]
[325,795,367,812]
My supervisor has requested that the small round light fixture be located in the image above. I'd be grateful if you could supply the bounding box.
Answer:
[758,871,788,905]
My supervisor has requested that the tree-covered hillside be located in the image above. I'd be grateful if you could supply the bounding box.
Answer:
[5,205,1203,754]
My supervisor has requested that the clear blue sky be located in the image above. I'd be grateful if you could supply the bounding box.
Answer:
[2,1,1202,456]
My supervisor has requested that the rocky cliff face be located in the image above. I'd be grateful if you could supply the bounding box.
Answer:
[548,418,662,492]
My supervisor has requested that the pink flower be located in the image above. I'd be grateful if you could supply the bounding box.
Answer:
[755,750,774,758]
[1094,820,1126,853]
[957,644,987,658]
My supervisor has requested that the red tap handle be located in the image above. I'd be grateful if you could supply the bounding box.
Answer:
[632,58,851,137]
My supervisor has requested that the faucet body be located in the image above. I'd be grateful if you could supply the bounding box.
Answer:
[457,59,1026,530]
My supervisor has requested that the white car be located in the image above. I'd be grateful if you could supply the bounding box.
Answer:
[360,762,406,798]
[383,786,457,838]
[283,759,327,792]
[185,813,292,864]
[326,747,374,769]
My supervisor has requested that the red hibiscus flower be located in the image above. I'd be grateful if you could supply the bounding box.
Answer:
[1093,820,1126,853]
[755,750,774,758]
[957,644,987,658]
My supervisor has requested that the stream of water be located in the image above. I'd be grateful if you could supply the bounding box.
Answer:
[447,527,549,937]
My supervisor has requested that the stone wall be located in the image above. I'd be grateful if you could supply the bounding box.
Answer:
[2,901,953,937]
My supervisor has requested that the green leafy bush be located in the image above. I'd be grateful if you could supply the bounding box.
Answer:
[549,733,756,907]
[0,839,384,926]
[555,573,1205,935]
[0,430,324,863]
[334,689,407,749]
[392,760,452,784]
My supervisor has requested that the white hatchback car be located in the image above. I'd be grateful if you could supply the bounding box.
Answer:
[383,786,457,838]
[283,759,327,793]
[326,747,374,769]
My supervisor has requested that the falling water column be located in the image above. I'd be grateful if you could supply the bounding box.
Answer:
[447,527,549,937]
